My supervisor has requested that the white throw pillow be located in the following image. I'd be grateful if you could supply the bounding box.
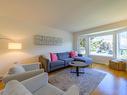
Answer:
[63,85,79,95]
[3,80,33,95]
[8,64,25,74]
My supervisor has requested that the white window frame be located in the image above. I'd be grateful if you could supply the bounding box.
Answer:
[77,28,127,59]
[117,30,127,59]
[77,35,89,56]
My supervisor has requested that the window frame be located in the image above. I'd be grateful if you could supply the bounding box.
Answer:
[117,31,127,59]
[77,35,89,56]
[77,28,127,59]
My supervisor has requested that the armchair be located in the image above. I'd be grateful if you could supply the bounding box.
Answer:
[0,73,79,95]
[2,63,44,84]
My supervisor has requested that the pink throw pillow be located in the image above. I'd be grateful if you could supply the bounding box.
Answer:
[50,53,58,62]
[69,51,78,58]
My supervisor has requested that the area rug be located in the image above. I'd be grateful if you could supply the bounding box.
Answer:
[49,68,106,95]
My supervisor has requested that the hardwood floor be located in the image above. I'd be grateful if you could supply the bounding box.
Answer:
[0,63,127,95]
[91,63,127,95]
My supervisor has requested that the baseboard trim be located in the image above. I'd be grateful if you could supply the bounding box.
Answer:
[93,62,109,66]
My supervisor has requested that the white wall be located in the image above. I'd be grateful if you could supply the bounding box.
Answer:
[0,19,73,76]
[73,20,127,64]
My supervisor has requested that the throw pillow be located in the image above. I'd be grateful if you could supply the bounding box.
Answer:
[69,51,78,58]
[50,53,58,62]
[3,80,33,95]
[8,64,25,74]
[63,85,79,95]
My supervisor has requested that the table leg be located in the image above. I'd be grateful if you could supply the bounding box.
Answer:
[76,67,79,76]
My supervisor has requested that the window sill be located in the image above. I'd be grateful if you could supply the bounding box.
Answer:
[89,54,113,58]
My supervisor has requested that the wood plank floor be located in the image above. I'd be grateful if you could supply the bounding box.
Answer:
[0,63,127,95]
[91,63,127,95]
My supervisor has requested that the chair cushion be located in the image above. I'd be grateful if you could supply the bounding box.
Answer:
[50,60,64,67]
[50,53,58,62]
[63,85,79,95]
[57,52,70,60]
[33,84,64,95]
[21,73,48,93]
[8,64,25,74]
[3,80,32,95]
[74,56,93,64]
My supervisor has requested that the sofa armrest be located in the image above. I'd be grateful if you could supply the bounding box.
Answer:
[2,69,44,84]
[22,62,41,71]
[21,73,48,93]
[39,55,50,72]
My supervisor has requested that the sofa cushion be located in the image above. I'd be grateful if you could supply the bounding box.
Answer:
[57,52,69,60]
[22,73,48,93]
[50,65,65,72]
[50,60,64,67]
[3,80,32,95]
[74,56,93,64]
[62,58,74,63]
[50,53,58,62]
[62,58,74,66]
[8,64,25,74]
[33,84,64,95]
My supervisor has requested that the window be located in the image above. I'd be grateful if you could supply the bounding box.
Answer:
[89,35,113,56]
[117,31,127,59]
[79,38,86,55]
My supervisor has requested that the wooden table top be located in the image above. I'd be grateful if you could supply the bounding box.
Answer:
[70,61,88,67]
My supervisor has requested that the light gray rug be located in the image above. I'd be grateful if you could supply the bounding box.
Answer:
[49,68,106,95]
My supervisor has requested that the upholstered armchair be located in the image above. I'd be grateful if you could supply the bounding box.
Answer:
[2,62,44,84]
[0,73,79,95]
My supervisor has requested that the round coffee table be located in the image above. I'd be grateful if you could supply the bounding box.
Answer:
[69,61,89,76]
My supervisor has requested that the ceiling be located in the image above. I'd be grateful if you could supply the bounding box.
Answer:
[0,0,127,32]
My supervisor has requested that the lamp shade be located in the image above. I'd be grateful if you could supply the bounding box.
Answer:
[8,43,22,49]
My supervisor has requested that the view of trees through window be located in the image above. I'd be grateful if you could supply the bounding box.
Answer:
[79,31,127,59]
[79,38,86,55]
[118,31,127,59]
[89,35,113,56]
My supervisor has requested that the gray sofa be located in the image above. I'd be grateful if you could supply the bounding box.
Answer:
[39,52,93,72]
